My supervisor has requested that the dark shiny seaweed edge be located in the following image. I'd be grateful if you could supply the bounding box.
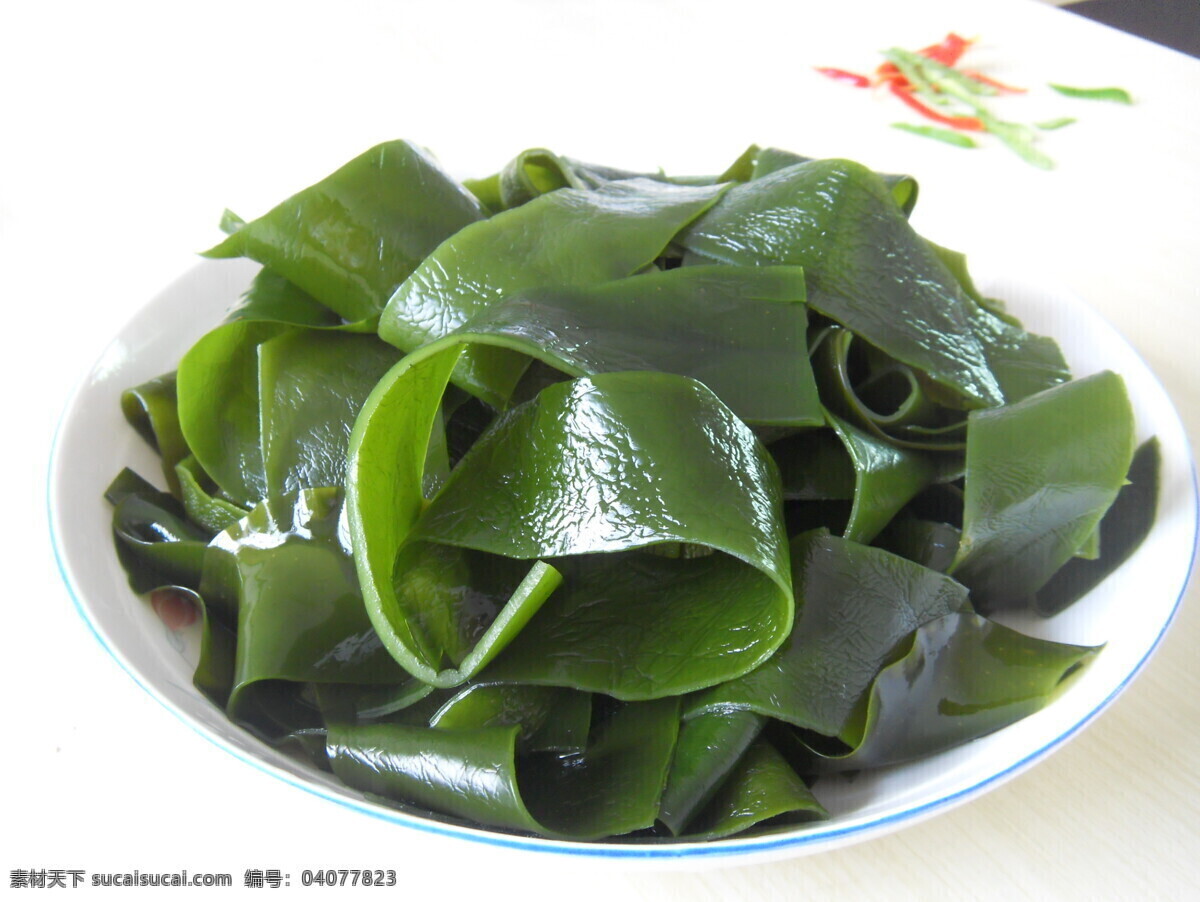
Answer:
[47,335,1198,863]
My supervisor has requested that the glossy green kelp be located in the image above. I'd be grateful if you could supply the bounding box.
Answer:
[348,362,793,695]
[107,141,1152,842]
[204,140,486,323]
[377,177,727,404]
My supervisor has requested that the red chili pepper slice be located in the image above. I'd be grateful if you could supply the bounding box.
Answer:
[814,67,871,88]
[879,32,972,82]
[876,32,974,83]
[888,82,984,131]
[961,69,1027,93]
[919,32,972,67]
[876,61,902,83]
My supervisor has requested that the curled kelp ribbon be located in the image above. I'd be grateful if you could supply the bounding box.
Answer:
[810,323,969,452]
[347,358,794,695]
[105,139,1154,842]
[376,175,730,404]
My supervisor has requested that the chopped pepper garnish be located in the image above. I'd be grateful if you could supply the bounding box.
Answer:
[1036,116,1077,131]
[888,82,985,131]
[962,70,1027,93]
[918,31,972,67]
[890,123,978,147]
[1048,83,1133,104]
[875,32,973,82]
[814,67,871,88]
[813,32,1140,169]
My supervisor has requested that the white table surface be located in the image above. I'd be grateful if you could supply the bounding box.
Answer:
[4,0,1198,897]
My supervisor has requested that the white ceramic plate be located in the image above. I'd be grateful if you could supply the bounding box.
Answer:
[49,257,1197,866]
